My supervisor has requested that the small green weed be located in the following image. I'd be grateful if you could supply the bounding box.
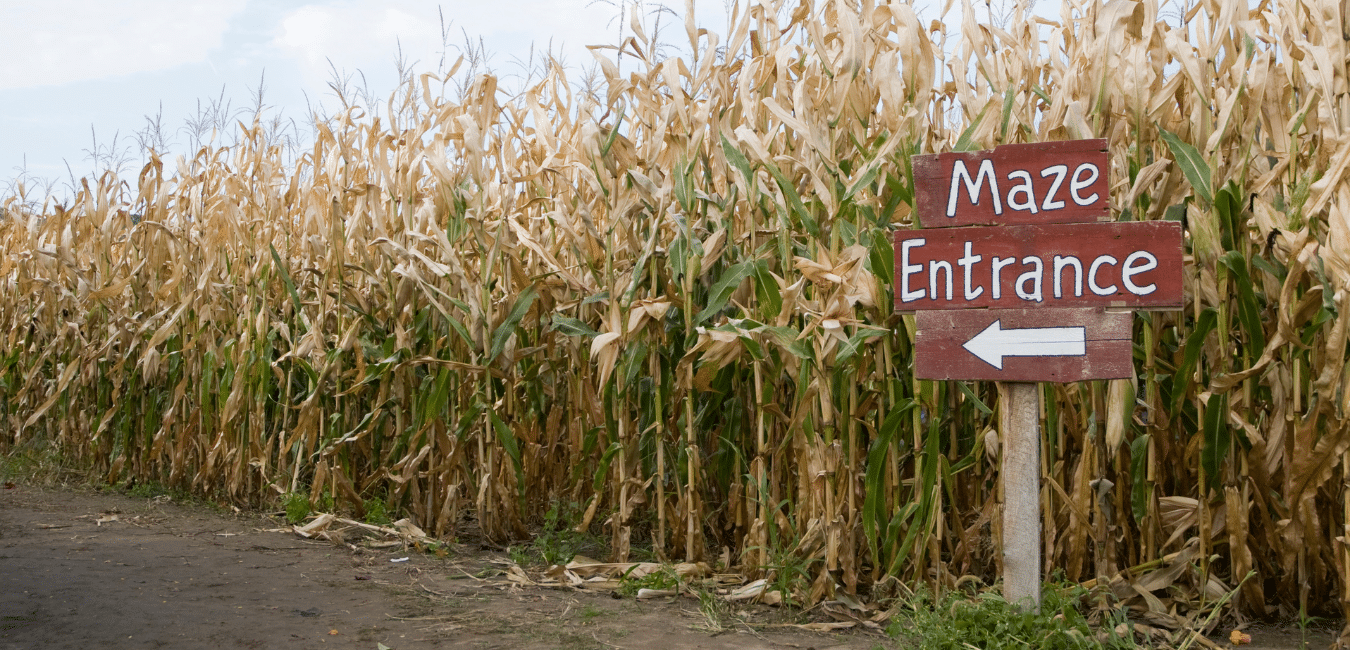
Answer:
[762,547,813,607]
[580,604,605,621]
[421,539,451,557]
[283,490,335,525]
[618,564,681,597]
[126,482,156,499]
[284,493,311,525]
[363,497,392,526]
[887,584,1138,650]
[509,500,596,566]
[536,501,587,565]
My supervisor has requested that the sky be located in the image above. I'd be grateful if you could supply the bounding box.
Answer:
[0,0,732,199]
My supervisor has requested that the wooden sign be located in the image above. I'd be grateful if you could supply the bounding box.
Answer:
[914,308,1133,382]
[912,139,1109,228]
[898,138,1168,612]
[893,221,1183,312]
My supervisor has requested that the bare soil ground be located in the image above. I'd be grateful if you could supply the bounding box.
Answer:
[0,483,1338,650]
[0,484,891,650]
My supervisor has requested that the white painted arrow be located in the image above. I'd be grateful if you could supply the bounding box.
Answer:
[962,320,1087,369]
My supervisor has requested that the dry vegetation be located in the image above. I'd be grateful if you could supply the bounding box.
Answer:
[2,0,1349,636]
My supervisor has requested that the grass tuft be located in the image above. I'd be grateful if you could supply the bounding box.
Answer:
[888,585,1138,650]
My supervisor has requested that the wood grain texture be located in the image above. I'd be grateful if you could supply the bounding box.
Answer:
[913,139,1109,228]
[893,221,1183,311]
[914,308,1133,382]
[999,381,1042,611]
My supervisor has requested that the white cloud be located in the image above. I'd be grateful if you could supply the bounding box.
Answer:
[276,3,444,76]
[0,0,247,91]
[447,0,622,52]
[273,0,632,91]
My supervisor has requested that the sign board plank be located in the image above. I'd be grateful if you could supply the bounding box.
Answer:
[893,221,1183,312]
[915,308,1133,382]
[913,139,1109,228]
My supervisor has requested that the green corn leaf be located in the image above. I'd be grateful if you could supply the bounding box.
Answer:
[896,409,942,574]
[1159,128,1213,205]
[594,441,623,492]
[952,104,990,152]
[1172,307,1217,416]
[1130,434,1152,524]
[599,106,625,158]
[490,410,524,484]
[762,326,812,359]
[426,366,454,418]
[842,157,883,204]
[292,357,319,387]
[446,312,475,347]
[268,243,304,319]
[672,158,695,213]
[998,87,1016,143]
[763,161,820,239]
[620,340,649,387]
[550,315,600,338]
[752,260,783,318]
[862,399,916,558]
[581,291,611,306]
[721,132,756,190]
[939,454,958,505]
[861,436,890,556]
[695,260,755,324]
[885,503,922,576]
[834,328,885,365]
[1201,392,1230,492]
[869,227,895,288]
[1219,251,1266,354]
[1215,181,1244,250]
[1250,255,1285,283]
[954,381,992,416]
[454,400,483,440]
[738,332,766,361]
[488,285,539,363]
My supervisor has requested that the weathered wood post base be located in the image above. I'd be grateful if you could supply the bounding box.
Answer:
[999,381,1041,611]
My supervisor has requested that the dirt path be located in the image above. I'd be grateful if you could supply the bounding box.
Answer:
[0,485,889,650]
[2,484,1340,650]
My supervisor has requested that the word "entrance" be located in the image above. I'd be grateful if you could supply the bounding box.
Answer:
[893,221,1183,311]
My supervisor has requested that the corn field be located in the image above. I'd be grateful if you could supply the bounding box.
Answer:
[2,0,1349,632]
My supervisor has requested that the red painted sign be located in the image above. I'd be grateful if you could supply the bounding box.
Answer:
[892,221,1182,312]
[914,308,1133,382]
[913,139,1109,228]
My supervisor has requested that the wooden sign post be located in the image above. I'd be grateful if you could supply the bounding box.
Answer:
[895,139,1183,610]
[999,381,1041,608]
